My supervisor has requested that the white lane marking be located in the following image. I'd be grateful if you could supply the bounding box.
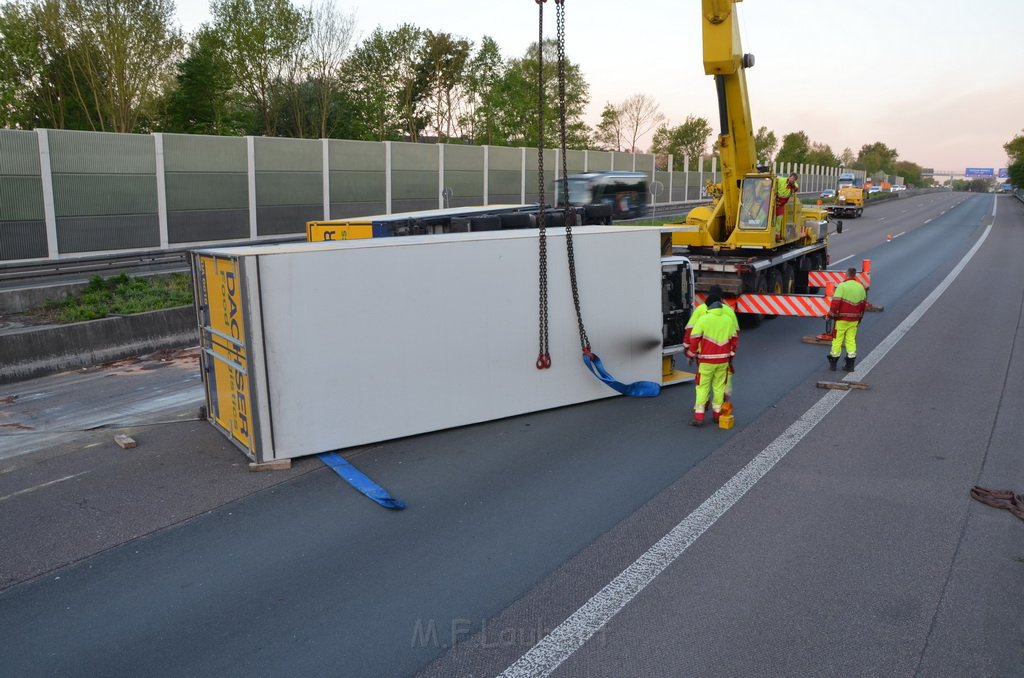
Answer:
[924,218,932,224]
[0,471,92,503]
[893,231,907,239]
[831,254,854,266]
[498,196,998,678]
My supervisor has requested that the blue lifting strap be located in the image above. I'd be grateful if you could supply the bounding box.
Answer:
[582,352,661,398]
[319,452,406,510]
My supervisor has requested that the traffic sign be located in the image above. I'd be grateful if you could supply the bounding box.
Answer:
[998,168,1009,178]
[965,168,995,177]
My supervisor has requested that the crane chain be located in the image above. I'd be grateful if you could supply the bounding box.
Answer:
[556,0,591,354]
[535,0,550,369]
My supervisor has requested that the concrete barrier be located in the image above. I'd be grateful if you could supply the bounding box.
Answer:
[0,306,198,384]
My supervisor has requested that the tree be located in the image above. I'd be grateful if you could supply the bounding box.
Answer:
[303,0,356,139]
[893,160,924,188]
[753,126,777,165]
[341,24,425,142]
[839,147,856,167]
[460,36,505,145]
[415,31,471,142]
[776,131,810,165]
[164,27,249,135]
[489,39,590,149]
[211,0,309,136]
[62,0,183,132]
[650,116,712,169]
[619,93,664,153]
[854,141,899,175]
[805,142,837,167]
[1004,130,1024,188]
[0,1,38,127]
[592,102,625,151]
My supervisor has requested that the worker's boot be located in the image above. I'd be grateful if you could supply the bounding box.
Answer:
[844,357,856,372]
[690,411,705,427]
[827,355,838,371]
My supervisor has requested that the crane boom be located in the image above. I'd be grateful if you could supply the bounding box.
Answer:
[671,0,837,307]
[703,0,758,224]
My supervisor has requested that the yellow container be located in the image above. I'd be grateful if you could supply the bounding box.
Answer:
[718,414,735,430]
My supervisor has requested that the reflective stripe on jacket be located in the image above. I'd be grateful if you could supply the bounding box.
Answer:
[687,306,739,364]
[683,302,738,346]
[830,279,867,321]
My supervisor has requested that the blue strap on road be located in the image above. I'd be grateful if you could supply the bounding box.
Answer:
[318,452,406,510]
[583,353,661,398]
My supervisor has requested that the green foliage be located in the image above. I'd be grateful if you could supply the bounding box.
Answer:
[1004,131,1024,188]
[592,102,624,151]
[805,142,837,167]
[893,160,924,188]
[1007,160,1024,190]
[776,131,810,164]
[39,273,193,323]
[164,28,252,135]
[489,39,591,149]
[651,116,712,168]
[753,126,777,165]
[460,36,505,145]
[211,0,310,136]
[415,31,471,142]
[854,141,899,175]
[342,24,425,141]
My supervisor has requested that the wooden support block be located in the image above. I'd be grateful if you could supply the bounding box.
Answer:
[114,434,137,449]
[866,304,884,312]
[816,380,870,391]
[802,336,833,345]
[248,459,292,472]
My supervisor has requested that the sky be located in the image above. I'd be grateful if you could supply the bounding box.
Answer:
[174,0,1024,173]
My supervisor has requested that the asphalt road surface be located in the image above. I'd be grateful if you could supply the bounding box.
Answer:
[1,192,1022,677]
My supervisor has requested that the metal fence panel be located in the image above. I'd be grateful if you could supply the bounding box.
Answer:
[392,141,438,212]
[0,221,48,261]
[57,215,159,253]
[587,151,612,172]
[47,129,155,174]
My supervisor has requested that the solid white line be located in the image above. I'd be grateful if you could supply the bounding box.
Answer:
[498,197,997,678]
[0,471,91,503]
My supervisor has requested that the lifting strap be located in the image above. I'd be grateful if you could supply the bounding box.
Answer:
[319,452,406,510]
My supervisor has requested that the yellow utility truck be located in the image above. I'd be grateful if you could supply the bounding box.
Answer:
[670,0,840,318]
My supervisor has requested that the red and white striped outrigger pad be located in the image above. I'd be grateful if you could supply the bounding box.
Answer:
[695,293,830,317]
[808,270,871,288]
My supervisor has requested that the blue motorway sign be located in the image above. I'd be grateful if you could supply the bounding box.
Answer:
[998,168,1009,178]
[965,167,995,177]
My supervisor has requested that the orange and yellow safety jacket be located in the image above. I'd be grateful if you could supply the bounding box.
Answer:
[829,278,867,321]
[687,306,739,364]
[683,301,739,347]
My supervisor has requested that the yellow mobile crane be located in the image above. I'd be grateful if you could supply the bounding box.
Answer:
[671,0,838,315]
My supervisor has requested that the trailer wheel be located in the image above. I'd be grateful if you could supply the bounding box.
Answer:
[781,265,795,294]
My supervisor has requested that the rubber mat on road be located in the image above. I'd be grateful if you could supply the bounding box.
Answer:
[319,452,406,510]
[969,486,1024,521]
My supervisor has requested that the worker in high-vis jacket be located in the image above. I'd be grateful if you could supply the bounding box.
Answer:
[686,297,739,427]
[827,267,868,372]
[774,172,799,236]
[684,285,739,405]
